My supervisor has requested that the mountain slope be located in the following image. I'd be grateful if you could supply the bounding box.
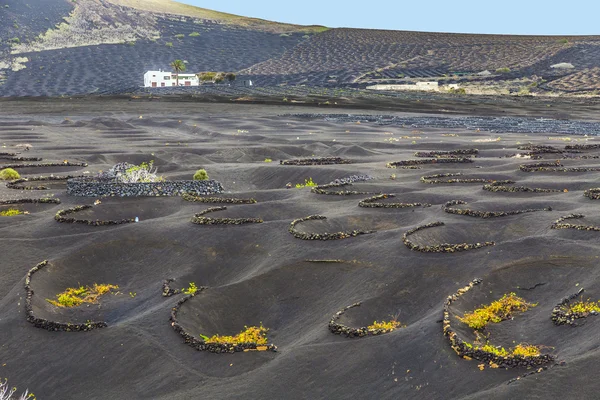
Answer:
[2,0,600,96]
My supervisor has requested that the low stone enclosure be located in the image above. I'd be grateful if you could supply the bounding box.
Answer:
[182,193,257,204]
[0,198,61,206]
[289,215,375,240]
[328,302,400,337]
[55,205,136,226]
[162,278,180,297]
[280,157,353,165]
[387,158,473,168]
[443,200,552,219]
[25,260,107,332]
[67,177,224,197]
[551,214,600,231]
[482,182,563,193]
[414,149,478,158]
[584,188,600,200]
[359,194,431,209]
[7,175,84,190]
[565,144,600,150]
[421,173,512,185]
[520,161,600,173]
[0,154,42,162]
[517,144,564,155]
[443,279,554,368]
[550,288,599,326]
[402,222,495,253]
[191,207,263,225]
[169,292,277,353]
[311,182,375,196]
[0,161,88,169]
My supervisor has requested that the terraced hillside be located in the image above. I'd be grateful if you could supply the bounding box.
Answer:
[2,0,600,95]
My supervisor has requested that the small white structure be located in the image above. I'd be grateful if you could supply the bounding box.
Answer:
[144,70,199,87]
[367,81,440,92]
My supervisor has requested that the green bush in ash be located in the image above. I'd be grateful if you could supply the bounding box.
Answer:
[0,168,20,180]
[193,169,209,181]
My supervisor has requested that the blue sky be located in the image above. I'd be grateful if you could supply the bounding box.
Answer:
[182,1,598,35]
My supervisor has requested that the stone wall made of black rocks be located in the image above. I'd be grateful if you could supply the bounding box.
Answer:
[7,175,83,190]
[289,215,375,240]
[162,278,180,297]
[0,198,61,205]
[359,194,431,208]
[182,194,257,204]
[55,205,136,226]
[387,158,473,168]
[169,293,277,354]
[280,157,353,166]
[311,182,375,196]
[564,144,600,150]
[550,288,596,326]
[443,200,551,219]
[443,278,554,368]
[0,155,42,162]
[421,173,513,185]
[520,161,600,173]
[551,214,600,231]
[402,221,495,253]
[25,260,108,332]
[482,182,562,193]
[584,188,600,200]
[191,207,263,225]
[414,149,478,158]
[0,161,88,169]
[328,302,399,338]
[517,145,564,154]
[66,178,224,197]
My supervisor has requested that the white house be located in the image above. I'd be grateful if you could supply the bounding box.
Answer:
[366,81,440,92]
[144,70,199,87]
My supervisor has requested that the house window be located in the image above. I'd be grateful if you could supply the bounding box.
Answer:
[152,82,157,87]
[164,76,170,80]
[152,75,156,77]
[185,81,191,86]
[172,82,175,86]
[161,82,165,87]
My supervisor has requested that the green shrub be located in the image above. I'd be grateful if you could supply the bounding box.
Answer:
[0,168,20,180]
[495,67,511,74]
[0,208,24,216]
[174,34,185,39]
[182,282,198,295]
[449,87,467,95]
[189,32,200,37]
[165,42,173,48]
[193,169,209,180]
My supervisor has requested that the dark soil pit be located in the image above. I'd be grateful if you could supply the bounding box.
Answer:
[290,213,415,240]
[7,175,85,190]
[0,202,57,217]
[8,165,87,175]
[26,247,159,329]
[329,301,404,338]
[447,257,600,365]
[443,200,555,218]
[56,197,182,225]
[402,221,501,252]
[172,261,384,367]
[232,166,367,190]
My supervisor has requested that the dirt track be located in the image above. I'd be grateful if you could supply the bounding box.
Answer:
[1,99,600,399]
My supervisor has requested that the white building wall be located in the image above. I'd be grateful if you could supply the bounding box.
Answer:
[366,83,440,92]
[144,71,199,87]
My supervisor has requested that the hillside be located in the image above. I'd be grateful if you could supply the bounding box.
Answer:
[2,0,600,96]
